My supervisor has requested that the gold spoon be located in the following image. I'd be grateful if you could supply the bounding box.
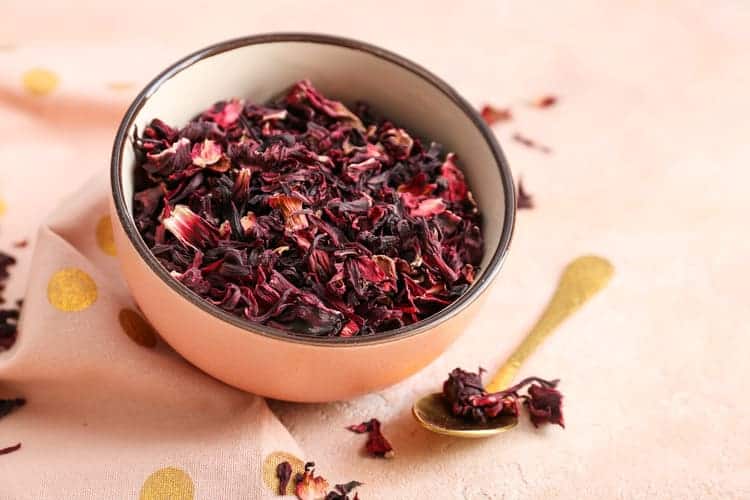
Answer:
[412,255,614,438]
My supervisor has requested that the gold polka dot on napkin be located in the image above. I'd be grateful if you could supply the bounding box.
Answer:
[47,268,97,312]
[119,308,158,348]
[95,215,117,256]
[262,451,306,495]
[22,68,59,96]
[139,467,194,500]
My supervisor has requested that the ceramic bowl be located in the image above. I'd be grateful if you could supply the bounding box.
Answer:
[110,33,515,402]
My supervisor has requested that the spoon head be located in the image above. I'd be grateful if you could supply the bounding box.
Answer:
[412,393,518,438]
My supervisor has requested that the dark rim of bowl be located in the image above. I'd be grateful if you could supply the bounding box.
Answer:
[111,32,516,347]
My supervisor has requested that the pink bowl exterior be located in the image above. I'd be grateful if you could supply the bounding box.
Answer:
[110,199,484,402]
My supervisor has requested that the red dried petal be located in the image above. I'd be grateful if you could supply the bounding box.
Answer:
[339,319,360,337]
[347,418,394,459]
[286,80,364,130]
[532,95,557,108]
[191,139,223,167]
[397,172,434,197]
[526,384,565,428]
[295,463,329,500]
[381,127,414,160]
[480,105,512,125]
[143,137,193,179]
[371,255,396,279]
[206,99,244,128]
[410,198,446,217]
[343,158,381,182]
[269,194,309,231]
[162,205,221,250]
[240,212,257,236]
[439,153,468,202]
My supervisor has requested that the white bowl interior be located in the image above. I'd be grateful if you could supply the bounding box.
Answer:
[120,41,506,275]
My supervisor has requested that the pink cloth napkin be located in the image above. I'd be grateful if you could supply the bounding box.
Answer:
[0,176,307,498]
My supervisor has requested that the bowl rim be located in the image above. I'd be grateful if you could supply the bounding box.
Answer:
[111,32,516,347]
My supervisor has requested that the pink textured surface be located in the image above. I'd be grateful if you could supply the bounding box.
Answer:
[1,1,749,498]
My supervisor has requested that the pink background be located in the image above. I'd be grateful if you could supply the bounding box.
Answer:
[1,1,749,498]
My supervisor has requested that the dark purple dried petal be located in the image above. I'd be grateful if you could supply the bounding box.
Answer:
[0,443,21,456]
[512,133,552,154]
[276,460,293,495]
[517,179,534,209]
[325,481,364,500]
[526,383,565,428]
[143,137,193,179]
[0,251,20,350]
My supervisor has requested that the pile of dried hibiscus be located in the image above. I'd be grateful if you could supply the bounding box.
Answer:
[0,251,20,351]
[1,248,25,456]
[133,80,483,337]
[443,368,564,427]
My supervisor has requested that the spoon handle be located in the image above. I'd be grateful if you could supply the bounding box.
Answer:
[485,256,614,393]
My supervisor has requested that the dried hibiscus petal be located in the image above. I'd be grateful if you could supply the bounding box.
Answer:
[269,194,309,231]
[0,251,21,350]
[295,462,330,500]
[517,179,534,209]
[0,397,25,457]
[0,443,21,456]
[531,95,557,108]
[347,418,394,458]
[512,133,551,154]
[162,205,221,250]
[204,99,244,128]
[480,105,512,126]
[526,383,564,428]
[439,153,468,202]
[276,460,293,495]
[325,481,364,500]
[191,139,222,167]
